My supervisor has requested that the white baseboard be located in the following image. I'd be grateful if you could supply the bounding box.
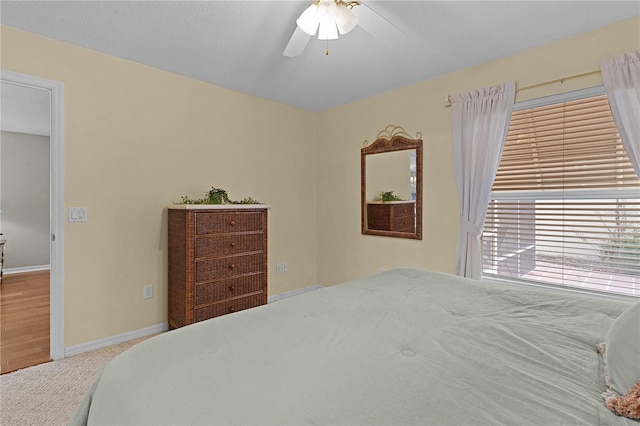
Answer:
[268,284,324,303]
[4,265,51,274]
[63,285,323,357]
[64,322,168,358]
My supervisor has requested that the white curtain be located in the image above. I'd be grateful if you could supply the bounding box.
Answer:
[452,81,516,279]
[601,50,640,178]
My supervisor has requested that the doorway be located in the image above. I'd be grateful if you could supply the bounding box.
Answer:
[0,70,65,370]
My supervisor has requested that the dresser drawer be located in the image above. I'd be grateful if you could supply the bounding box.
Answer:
[195,274,264,306]
[195,212,265,235]
[195,233,263,259]
[195,252,264,283]
[392,216,415,233]
[195,293,266,322]
[392,203,414,218]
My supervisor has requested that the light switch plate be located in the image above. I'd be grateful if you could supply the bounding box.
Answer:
[68,207,87,222]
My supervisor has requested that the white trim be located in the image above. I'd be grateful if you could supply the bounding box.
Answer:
[513,85,605,111]
[1,70,65,360]
[64,285,323,357]
[50,77,65,361]
[65,285,323,357]
[268,285,324,303]
[64,323,169,357]
[3,265,50,274]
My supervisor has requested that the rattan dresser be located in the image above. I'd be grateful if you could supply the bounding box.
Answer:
[168,204,268,329]
[366,201,416,233]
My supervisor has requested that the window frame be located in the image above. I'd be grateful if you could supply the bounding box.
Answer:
[482,85,640,300]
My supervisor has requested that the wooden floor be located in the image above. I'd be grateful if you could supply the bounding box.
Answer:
[1,270,51,374]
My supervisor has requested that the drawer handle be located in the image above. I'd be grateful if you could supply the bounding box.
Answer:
[229,220,236,226]
[228,285,236,292]
[230,242,236,248]
[229,264,236,270]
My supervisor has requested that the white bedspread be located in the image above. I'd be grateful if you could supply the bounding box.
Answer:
[71,269,636,425]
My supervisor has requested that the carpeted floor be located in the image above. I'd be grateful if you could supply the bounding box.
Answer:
[0,335,154,426]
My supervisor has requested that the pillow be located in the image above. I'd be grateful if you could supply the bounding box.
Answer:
[603,381,640,420]
[605,303,640,396]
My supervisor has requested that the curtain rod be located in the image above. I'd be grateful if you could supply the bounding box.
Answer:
[444,69,601,107]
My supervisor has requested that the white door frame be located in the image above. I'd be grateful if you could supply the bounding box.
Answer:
[1,69,65,360]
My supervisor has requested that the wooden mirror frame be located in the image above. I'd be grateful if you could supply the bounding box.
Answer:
[361,125,423,240]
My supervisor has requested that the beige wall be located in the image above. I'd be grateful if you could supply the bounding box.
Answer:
[1,16,638,347]
[1,25,318,346]
[316,16,640,286]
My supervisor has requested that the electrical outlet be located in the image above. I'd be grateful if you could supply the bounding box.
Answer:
[143,284,153,299]
[276,263,288,274]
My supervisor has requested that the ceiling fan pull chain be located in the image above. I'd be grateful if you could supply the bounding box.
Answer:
[325,39,329,55]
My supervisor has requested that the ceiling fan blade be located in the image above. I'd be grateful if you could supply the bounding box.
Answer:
[283,27,311,57]
[354,2,406,47]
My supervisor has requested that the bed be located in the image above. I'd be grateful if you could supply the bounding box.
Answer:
[70,268,639,425]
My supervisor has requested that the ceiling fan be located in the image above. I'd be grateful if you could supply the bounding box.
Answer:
[283,0,405,57]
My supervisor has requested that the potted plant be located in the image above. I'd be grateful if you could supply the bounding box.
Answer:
[376,190,404,203]
[177,187,261,205]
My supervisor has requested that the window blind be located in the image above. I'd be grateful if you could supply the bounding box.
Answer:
[483,93,640,297]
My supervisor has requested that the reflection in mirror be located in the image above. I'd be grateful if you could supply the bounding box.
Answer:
[361,125,422,239]
[366,150,415,201]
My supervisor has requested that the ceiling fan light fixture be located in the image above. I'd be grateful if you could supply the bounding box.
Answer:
[318,21,339,40]
[316,0,339,24]
[336,4,358,35]
[296,4,320,36]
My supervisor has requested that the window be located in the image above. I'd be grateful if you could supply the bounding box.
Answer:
[482,87,640,297]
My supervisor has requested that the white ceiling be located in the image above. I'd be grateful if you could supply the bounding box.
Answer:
[1,0,639,115]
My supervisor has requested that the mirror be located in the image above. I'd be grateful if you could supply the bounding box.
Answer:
[361,125,422,239]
